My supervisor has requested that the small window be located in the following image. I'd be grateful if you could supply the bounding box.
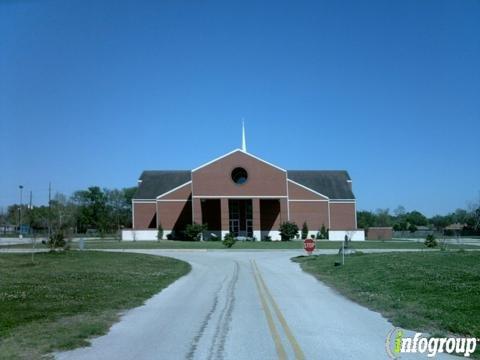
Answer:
[231,167,248,185]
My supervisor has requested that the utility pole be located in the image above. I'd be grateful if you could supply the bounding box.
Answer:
[29,190,36,262]
[19,185,24,238]
[48,182,52,238]
[29,190,33,236]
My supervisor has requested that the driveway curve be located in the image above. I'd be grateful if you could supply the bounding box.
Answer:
[57,250,454,359]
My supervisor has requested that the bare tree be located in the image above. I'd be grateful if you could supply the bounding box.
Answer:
[468,191,480,232]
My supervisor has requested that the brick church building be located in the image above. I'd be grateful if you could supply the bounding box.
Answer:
[126,140,363,241]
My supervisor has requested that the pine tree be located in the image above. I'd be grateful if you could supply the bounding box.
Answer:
[301,221,309,240]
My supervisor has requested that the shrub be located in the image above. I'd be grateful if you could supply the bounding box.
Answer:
[409,224,418,233]
[263,235,272,242]
[46,230,66,250]
[157,224,164,241]
[393,222,408,232]
[316,224,329,240]
[223,233,236,248]
[185,223,207,241]
[301,222,309,240]
[279,221,299,241]
[444,229,454,236]
[425,234,438,248]
[207,233,220,241]
[343,234,352,249]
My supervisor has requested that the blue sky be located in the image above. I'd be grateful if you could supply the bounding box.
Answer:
[1,0,479,216]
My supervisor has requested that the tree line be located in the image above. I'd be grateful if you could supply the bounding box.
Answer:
[357,204,480,235]
[1,187,479,237]
[0,186,136,236]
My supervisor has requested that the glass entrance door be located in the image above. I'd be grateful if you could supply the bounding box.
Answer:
[246,219,253,237]
[228,199,253,238]
[229,219,239,237]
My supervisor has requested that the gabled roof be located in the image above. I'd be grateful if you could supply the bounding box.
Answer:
[287,170,355,200]
[133,155,355,200]
[133,171,191,199]
[192,149,286,172]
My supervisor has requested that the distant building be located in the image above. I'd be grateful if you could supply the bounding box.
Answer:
[415,226,434,236]
[444,223,466,235]
[444,223,466,231]
[367,227,393,240]
[0,224,16,235]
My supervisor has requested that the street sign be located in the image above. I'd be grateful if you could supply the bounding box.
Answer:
[304,238,315,254]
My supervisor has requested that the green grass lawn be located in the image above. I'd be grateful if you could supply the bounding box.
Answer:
[0,251,190,359]
[293,251,480,357]
[4,238,479,251]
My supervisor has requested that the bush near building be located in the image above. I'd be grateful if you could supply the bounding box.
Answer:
[223,233,236,248]
[301,222,309,240]
[316,224,329,240]
[279,221,299,241]
[185,223,207,241]
[157,224,163,240]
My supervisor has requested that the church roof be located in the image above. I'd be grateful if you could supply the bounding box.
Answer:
[133,169,354,200]
[287,170,354,199]
[133,171,191,199]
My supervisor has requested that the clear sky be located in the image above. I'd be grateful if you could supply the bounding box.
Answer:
[1,0,479,216]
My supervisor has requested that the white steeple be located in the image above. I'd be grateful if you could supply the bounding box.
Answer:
[241,120,247,152]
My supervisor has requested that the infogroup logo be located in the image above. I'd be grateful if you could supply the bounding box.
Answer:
[385,328,478,358]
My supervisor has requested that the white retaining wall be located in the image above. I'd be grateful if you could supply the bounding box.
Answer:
[328,230,365,241]
[122,229,365,241]
[122,230,158,241]
[260,230,281,241]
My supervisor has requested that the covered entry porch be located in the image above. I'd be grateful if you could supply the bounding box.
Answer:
[193,197,288,241]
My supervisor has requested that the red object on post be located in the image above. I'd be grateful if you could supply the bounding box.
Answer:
[304,238,315,254]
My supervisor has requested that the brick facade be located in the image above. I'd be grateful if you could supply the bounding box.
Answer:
[132,149,358,239]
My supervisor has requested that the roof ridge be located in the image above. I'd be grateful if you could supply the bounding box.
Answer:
[142,170,190,172]
[287,170,348,172]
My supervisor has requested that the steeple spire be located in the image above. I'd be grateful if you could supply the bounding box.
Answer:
[241,120,247,152]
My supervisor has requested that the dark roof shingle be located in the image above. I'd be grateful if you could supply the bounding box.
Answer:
[133,169,354,200]
[133,171,191,199]
[287,170,354,199]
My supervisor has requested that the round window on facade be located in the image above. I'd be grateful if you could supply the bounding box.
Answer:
[231,167,248,185]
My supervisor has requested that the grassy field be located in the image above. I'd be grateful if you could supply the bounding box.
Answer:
[4,238,479,251]
[294,251,480,357]
[0,251,190,359]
